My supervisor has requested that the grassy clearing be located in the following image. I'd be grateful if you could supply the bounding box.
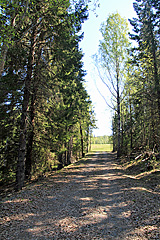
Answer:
[90,144,113,152]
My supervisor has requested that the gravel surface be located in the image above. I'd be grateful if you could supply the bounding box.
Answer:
[0,152,160,239]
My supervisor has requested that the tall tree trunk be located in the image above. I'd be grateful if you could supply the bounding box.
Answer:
[112,119,116,152]
[149,17,160,120]
[86,125,89,153]
[25,42,43,180]
[128,90,133,150]
[89,130,92,152]
[25,93,35,180]
[67,136,73,165]
[58,153,63,169]
[150,100,156,149]
[80,121,85,158]
[116,71,121,158]
[16,25,37,190]
[120,103,124,154]
[64,142,67,166]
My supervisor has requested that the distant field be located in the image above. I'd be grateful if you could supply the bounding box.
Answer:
[90,144,113,152]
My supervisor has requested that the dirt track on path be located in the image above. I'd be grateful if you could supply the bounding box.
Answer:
[1,152,160,239]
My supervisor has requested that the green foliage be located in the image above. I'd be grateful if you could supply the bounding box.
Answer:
[96,3,160,161]
[99,12,130,79]
[98,12,130,158]
[0,0,96,186]
[116,0,160,158]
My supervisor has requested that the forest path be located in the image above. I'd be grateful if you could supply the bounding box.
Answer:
[1,152,160,239]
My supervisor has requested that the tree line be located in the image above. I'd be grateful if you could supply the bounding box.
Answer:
[0,0,97,190]
[95,0,160,159]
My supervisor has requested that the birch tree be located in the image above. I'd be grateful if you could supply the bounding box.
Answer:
[98,13,130,158]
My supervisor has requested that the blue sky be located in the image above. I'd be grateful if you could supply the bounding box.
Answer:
[79,0,137,136]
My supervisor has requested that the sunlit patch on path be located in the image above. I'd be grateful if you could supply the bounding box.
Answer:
[1,152,160,239]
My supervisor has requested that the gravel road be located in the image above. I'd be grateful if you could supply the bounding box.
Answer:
[0,152,160,239]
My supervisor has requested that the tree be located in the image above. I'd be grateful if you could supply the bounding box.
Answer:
[129,0,160,118]
[0,0,97,187]
[128,0,160,152]
[0,0,36,78]
[97,13,130,158]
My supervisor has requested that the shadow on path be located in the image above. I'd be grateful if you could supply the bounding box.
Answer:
[1,152,160,239]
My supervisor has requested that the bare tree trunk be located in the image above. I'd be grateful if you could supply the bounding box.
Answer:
[16,25,37,191]
[129,90,133,150]
[86,126,89,153]
[89,130,92,152]
[67,136,73,165]
[150,100,156,149]
[149,18,160,120]
[117,71,121,158]
[80,121,85,158]
[112,119,116,152]
[121,104,124,154]
[58,153,63,170]
[25,93,35,180]
[25,42,43,180]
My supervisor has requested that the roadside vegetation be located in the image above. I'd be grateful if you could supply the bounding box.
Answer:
[119,151,160,188]
[0,0,97,189]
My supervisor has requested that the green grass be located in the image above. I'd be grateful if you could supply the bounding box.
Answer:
[90,144,113,152]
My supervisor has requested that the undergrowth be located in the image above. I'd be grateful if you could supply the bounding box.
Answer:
[119,151,160,192]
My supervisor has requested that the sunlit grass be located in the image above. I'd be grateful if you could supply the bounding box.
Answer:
[90,144,113,152]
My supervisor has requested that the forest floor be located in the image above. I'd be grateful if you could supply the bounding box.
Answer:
[0,152,160,240]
